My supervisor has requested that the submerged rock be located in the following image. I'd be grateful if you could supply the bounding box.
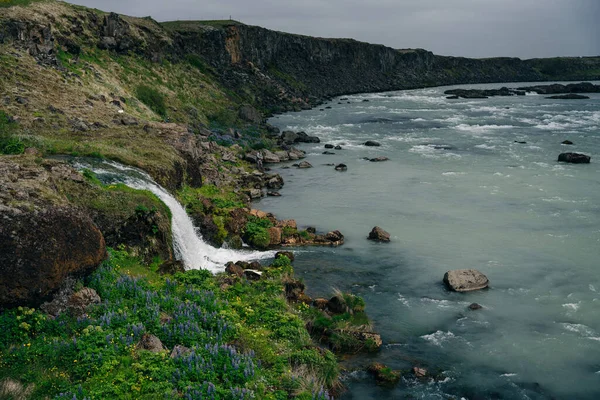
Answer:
[364,141,381,147]
[561,140,574,145]
[546,94,590,100]
[558,152,590,164]
[443,269,489,292]
[369,363,402,385]
[469,303,483,310]
[369,156,389,162]
[368,226,390,242]
[335,163,347,171]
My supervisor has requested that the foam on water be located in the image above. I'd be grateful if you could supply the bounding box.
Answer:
[74,159,275,272]
[421,331,456,347]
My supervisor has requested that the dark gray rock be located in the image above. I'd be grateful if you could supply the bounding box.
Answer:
[558,152,590,164]
[364,141,381,147]
[368,226,390,242]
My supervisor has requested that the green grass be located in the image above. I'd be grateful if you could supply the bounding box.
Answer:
[135,85,167,118]
[0,0,46,8]
[0,248,338,399]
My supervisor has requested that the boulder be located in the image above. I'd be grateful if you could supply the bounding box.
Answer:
[364,141,381,147]
[327,295,347,314]
[170,345,192,359]
[238,105,262,123]
[297,161,313,169]
[469,303,483,310]
[275,251,295,262]
[334,163,347,171]
[277,219,297,229]
[443,269,489,292]
[313,298,329,310]
[67,288,101,317]
[324,144,334,149]
[243,270,262,281]
[158,260,185,275]
[561,140,574,145]
[262,150,280,163]
[413,367,428,378]
[266,174,284,189]
[284,279,306,301]
[325,230,344,244]
[267,191,281,197]
[274,151,290,161]
[281,131,299,144]
[137,334,167,353]
[1,201,106,308]
[334,145,343,150]
[225,262,244,277]
[120,116,138,126]
[368,226,390,242]
[369,363,401,385]
[268,227,283,245]
[558,152,591,164]
[369,156,389,162]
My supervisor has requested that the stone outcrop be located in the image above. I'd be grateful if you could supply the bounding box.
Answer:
[0,157,107,309]
[443,269,489,292]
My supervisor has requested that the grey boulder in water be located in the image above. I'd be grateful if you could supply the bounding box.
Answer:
[368,226,390,242]
[444,269,489,292]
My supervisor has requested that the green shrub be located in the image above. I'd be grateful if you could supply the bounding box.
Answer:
[0,111,26,155]
[135,85,167,117]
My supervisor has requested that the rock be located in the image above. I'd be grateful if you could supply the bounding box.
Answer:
[323,151,335,155]
[558,152,591,164]
[514,141,527,144]
[327,295,347,314]
[469,303,483,310]
[313,298,329,310]
[369,156,389,162]
[15,96,29,105]
[238,105,262,123]
[24,147,42,157]
[67,288,101,317]
[137,334,167,353]
[0,202,106,308]
[306,227,316,234]
[364,141,381,147]
[413,367,428,378]
[268,227,283,245]
[297,161,313,169]
[170,345,192,359]
[325,230,344,244]
[274,151,290,161]
[446,95,460,99]
[267,191,281,197]
[354,332,382,350]
[120,116,138,126]
[266,174,284,189]
[0,378,34,400]
[243,270,262,281]
[262,150,280,163]
[284,279,306,301]
[561,140,574,145]
[288,149,306,160]
[281,131,299,144]
[443,269,489,292]
[247,188,263,199]
[70,118,89,132]
[275,251,295,262]
[158,260,185,275]
[546,94,589,99]
[334,145,342,150]
[368,226,390,242]
[277,219,297,229]
[362,99,370,102]
[225,262,244,277]
[324,144,334,149]
[369,363,402,385]
[334,163,347,171]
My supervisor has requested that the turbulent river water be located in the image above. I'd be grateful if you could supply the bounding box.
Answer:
[262,82,600,399]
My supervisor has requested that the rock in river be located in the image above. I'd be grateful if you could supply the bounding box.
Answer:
[335,163,347,171]
[364,141,381,147]
[443,269,489,292]
[558,152,590,164]
[297,161,313,169]
[368,226,390,242]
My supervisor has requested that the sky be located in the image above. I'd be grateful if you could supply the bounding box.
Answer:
[67,0,600,59]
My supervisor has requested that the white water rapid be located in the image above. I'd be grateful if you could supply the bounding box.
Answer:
[73,159,276,272]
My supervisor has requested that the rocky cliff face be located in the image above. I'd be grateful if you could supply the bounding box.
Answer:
[1,3,598,115]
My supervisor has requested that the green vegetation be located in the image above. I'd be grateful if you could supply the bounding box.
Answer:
[0,248,338,399]
[0,0,45,8]
[0,111,27,154]
[243,216,274,249]
[135,85,167,118]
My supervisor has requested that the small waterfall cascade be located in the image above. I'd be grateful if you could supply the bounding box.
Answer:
[72,158,276,273]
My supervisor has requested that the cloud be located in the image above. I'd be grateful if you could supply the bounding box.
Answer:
[66,0,599,58]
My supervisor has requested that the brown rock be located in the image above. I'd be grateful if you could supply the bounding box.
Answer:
[368,226,390,242]
[67,288,101,317]
[443,269,489,292]
[170,345,192,359]
[158,260,185,275]
[137,334,167,353]
[313,298,329,310]
[225,262,244,278]
[276,219,297,229]
[413,367,428,378]
[268,227,283,245]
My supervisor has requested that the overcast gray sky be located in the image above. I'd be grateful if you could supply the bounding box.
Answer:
[67,0,599,58]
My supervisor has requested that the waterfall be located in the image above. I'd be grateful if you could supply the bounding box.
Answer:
[72,159,276,273]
